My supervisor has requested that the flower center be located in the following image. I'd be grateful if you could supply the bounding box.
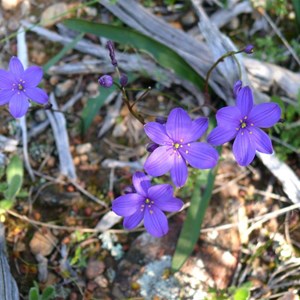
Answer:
[236,116,254,134]
[12,79,26,93]
[140,198,155,213]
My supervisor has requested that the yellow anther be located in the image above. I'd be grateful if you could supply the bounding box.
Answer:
[18,84,23,90]
[145,199,150,204]
[174,143,180,149]
[241,122,247,128]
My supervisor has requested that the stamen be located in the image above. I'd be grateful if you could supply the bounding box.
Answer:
[174,143,180,149]
[249,131,253,134]
[236,128,239,131]
[150,210,153,214]
[185,150,188,154]
[241,122,247,129]
[145,199,150,204]
[250,123,254,126]
[244,116,248,119]
[180,139,183,142]
[187,143,190,147]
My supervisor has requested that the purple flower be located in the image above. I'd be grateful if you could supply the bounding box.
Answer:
[144,108,219,187]
[207,85,281,166]
[244,44,254,54]
[112,172,183,237]
[98,75,113,88]
[0,56,48,118]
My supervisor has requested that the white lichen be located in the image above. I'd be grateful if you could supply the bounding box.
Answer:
[98,232,124,260]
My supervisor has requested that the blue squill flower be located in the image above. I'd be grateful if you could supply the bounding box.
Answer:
[144,108,219,187]
[0,56,48,118]
[112,172,183,237]
[207,83,281,166]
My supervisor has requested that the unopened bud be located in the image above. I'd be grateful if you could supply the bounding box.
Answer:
[123,185,136,194]
[120,74,128,87]
[98,75,113,88]
[155,116,167,124]
[244,44,254,54]
[146,142,159,153]
[106,40,118,67]
[233,80,243,97]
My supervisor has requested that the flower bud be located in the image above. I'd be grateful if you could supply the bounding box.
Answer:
[146,142,159,153]
[106,41,118,67]
[98,75,113,88]
[233,80,243,97]
[155,116,167,124]
[244,44,254,54]
[123,185,136,194]
[119,74,128,87]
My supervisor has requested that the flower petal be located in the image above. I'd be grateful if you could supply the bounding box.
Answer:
[248,103,281,128]
[144,146,173,177]
[232,131,256,166]
[9,57,24,78]
[0,89,15,105]
[180,142,218,169]
[24,87,48,105]
[112,193,144,217]
[251,127,273,154]
[166,108,192,141]
[207,126,237,146]
[216,106,241,127]
[144,206,168,237]
[8,93,29,118]
[236,86,253,117]
[144,122,172,145]
[132,172,151,197]
[148,184,173,203]
[184,117,208,143]
[155,197,183,212]
[123,210,144,229]
[23,66,43,88]
[170,154,188,187]
[0,70,15,89]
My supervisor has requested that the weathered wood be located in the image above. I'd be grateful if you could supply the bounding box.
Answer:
[0,223,19,300]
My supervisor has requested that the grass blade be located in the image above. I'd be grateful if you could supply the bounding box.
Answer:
[171,168,216,272]
[64,19,204,89]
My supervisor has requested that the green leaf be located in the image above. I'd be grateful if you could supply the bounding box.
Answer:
[82,86,114,133]
[292,0,300,28]
[172,168,216,272]
[29,287,40,300]
[43,33,84,73]
[5,155,23,200]
[41,286,56,300]
[64,19,204,89]
[233,283,251,300]
[0,199,14,210]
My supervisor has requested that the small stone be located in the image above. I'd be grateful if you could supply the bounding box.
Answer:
[29,230,58,256]
[181,11,196,27]
[76,143,92,155]
[86,260,105,280]
[55,79,75,97]
[49,76,60,86]
[40,3,69,27]
[1,0,22,10]
[80,154,89,163]
[86,82,100,97]
[95,275,109,288]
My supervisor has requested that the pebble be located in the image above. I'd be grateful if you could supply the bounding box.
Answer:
[86,260,105,280]
[1,0,22,10]
[95,275,109,288]
[86,82,100,97]
[76,143,92,155]
[55,79,75,97]
[29,230,58,256]
[40,3,69,27]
